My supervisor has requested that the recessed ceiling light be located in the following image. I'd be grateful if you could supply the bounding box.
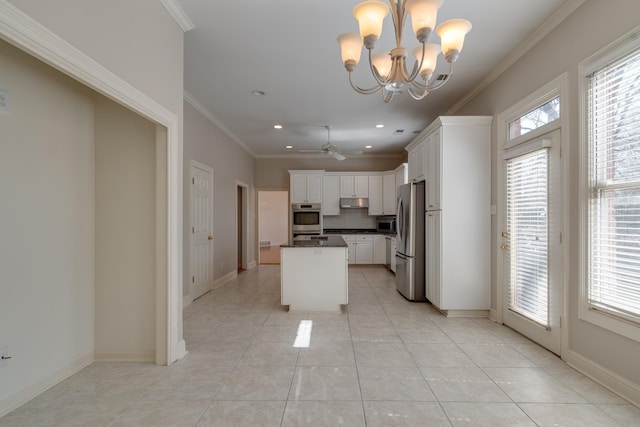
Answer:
[251,90,265,96]
[274,125,283,129]
[285,145,293,149]
[365,145,373,149]
[375,124,384,128]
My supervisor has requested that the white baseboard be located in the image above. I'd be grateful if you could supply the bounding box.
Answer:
[489,308,501,323]
[183,294,193,308]
[213,270,237,289]
[175,339,188,362]
[0,353,94,418]
[564,349,640,407]
[93,351,155,363]
[441,309,490,318]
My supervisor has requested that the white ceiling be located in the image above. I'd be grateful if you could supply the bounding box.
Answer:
[178,0,569,158]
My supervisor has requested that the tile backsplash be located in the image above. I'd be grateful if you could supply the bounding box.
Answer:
[323,209,377,229]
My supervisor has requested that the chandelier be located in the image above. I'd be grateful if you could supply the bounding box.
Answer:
[337,0,471,103]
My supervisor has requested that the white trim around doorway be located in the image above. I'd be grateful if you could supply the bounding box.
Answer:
[494,72,570,359]
[0,1,184,366]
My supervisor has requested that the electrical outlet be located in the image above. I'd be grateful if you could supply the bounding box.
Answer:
[0,90,9,112]
[0,347,10,368]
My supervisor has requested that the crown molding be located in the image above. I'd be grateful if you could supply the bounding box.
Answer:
[160,0,194,32]
[183,91,256,157]
[445,0,586,115]
[255,153,404,160]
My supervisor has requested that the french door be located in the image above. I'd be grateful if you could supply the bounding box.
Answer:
[501,130,563,355]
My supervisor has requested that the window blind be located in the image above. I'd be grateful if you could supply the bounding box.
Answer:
[587,46,640,323]
[506,149,549,326]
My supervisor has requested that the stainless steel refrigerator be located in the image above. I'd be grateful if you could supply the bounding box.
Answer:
[395,181,426,301]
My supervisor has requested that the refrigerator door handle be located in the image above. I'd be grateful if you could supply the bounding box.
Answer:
[396,197,404,238]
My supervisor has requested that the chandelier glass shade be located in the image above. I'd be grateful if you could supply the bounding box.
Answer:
[337,0,471,103]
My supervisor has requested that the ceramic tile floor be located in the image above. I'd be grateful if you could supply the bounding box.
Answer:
[2,265,639,426]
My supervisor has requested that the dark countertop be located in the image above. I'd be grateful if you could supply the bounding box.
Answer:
[281,235,347,248]
[323,228,395,236]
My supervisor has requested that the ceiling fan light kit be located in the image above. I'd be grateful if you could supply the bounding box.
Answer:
[337,0,471,103]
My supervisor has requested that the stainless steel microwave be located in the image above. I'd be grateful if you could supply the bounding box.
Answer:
[376,215,396,234]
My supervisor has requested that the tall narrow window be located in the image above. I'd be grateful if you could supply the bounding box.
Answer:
[586,45,640,325]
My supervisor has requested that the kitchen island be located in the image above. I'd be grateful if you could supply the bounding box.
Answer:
[280,235,348,312]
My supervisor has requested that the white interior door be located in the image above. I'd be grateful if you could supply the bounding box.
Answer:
[191,161,214,300]
[501,130,563,355]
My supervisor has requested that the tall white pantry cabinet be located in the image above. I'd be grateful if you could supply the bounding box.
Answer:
[406,116,492,316]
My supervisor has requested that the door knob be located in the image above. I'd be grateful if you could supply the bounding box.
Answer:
[500,244,509,250]
[501,231,509,238]
[208,235,214,240]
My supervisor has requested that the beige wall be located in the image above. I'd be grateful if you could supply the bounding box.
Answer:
[94,97,157,361]
[183,102,256,296]
[254,157,405,190]
[456,0,640,387]
[0,0,183,414]
[7,0,184,117]
[0,39,96,407]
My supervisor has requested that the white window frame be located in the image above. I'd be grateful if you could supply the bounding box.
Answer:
[495,73,569,342]
[578,26,640,343]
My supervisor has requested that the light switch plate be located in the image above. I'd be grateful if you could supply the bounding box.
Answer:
[0,89,9,112]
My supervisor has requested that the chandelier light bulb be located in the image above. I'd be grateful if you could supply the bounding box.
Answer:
[413,43,440,78]
[372,52,393,78]
[405,0,443,42]
[337,32,364,70]
[353,0,389,49]
[436,19,472,63]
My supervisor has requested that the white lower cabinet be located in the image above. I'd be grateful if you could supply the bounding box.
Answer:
[390,237,397,273]
[373,235,386,264]
[342,235,375,264]
[425,211,441,307]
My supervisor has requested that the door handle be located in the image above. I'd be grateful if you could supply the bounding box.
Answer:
[500,244,509,250]
[208,236,214,240]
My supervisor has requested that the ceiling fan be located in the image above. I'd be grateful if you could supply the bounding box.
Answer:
[298,125,363,161]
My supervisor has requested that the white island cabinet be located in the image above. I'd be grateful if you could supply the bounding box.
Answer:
[281,235,348,312]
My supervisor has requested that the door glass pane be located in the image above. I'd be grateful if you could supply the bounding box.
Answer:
[506,149,550,326]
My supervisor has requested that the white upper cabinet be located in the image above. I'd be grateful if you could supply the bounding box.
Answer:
[340,175,368,198]
[323,175,340,215]
[426,130,441,210]
[368,175,383,215]
[382,173,396,215]
[407,142,426,182]
[289,171,323,203]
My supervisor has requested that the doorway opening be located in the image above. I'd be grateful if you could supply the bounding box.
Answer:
[236,182,249,273]
[258,190,289,265]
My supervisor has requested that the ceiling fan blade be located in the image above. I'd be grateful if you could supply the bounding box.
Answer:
[297,149,324,153]
[331,151,346,161]
[340,150,363,155]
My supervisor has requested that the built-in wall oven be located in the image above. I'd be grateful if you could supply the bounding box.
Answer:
[291,203,321,237]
